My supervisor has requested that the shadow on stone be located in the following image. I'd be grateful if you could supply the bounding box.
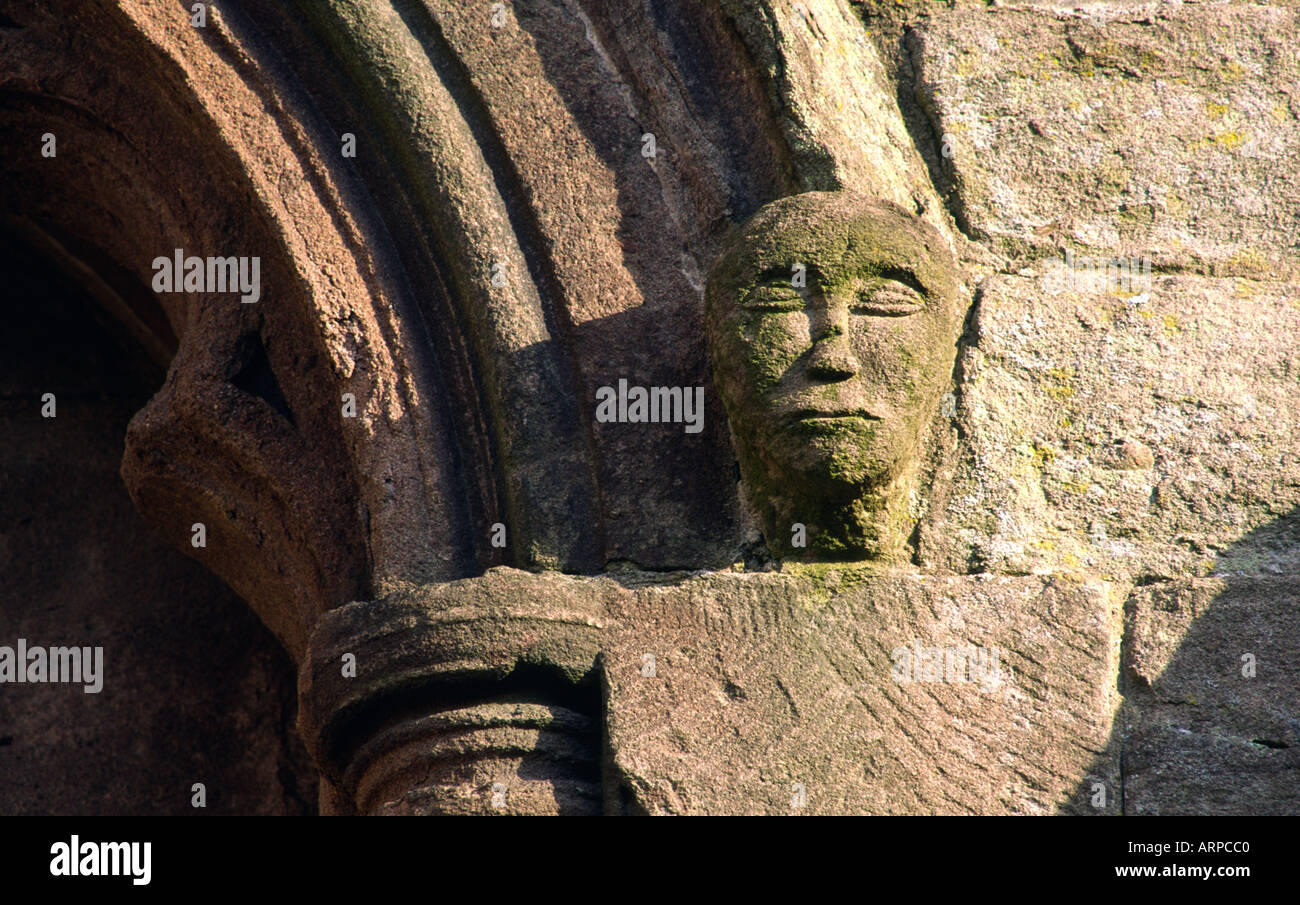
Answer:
[1063,511,1300,815]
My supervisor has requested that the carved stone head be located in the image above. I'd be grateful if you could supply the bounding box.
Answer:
[705,192,966,560]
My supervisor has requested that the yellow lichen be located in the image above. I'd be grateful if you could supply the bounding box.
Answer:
[1213,131,1244,150]
[1032,441,1057,469]
[1220,62,1246,82]
[1044,366,1076,400]
[1228,247,1266,272]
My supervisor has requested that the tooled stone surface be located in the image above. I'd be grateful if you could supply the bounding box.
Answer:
[300,567,1120,815]
[603,568,1119,815]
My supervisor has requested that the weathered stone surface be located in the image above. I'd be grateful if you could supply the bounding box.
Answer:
[601,569,1119,815]
[1120,577,1300,815]
[910,3,1300,277]
[924,272,1300,585]
[721,0,950,229]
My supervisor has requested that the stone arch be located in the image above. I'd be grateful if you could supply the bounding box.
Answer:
[1,0,972,815]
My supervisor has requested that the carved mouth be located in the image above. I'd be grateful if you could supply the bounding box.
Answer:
[788,408,881,424]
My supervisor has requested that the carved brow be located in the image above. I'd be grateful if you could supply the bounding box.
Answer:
[756,265,805,282]
[876,267,927,296]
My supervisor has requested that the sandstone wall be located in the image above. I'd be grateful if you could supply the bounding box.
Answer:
[0,0,1295,814]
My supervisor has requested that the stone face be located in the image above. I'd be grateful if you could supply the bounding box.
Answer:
[704,193,968,561]
[5,0,1300,816]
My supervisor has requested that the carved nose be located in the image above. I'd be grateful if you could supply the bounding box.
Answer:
[807,321,859,381]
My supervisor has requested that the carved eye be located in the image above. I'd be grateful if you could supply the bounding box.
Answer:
[744,281,805,312]
[852,277,925,317]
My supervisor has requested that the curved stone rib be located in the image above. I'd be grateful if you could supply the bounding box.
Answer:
[717,0,950,239]
[5,0,401,657]
[293,0,604,572]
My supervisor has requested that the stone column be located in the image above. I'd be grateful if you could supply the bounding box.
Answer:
[297,571,607,815]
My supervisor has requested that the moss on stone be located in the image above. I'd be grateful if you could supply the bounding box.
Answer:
[704,192,967,562]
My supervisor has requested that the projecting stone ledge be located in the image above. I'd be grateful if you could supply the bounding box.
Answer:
[301,567,1121,815]
[603,569,1120,815]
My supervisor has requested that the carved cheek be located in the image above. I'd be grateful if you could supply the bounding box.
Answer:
[848,316,938,403]
[740,312,808,395]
